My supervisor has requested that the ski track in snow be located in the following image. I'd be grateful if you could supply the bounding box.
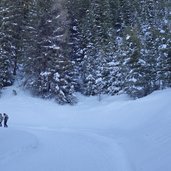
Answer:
[1,125,132,171]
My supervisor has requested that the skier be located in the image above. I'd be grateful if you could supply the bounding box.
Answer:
[0,113,3,127]
[3,113,9,127]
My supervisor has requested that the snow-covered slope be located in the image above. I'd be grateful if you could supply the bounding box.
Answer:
[0,86,171,171]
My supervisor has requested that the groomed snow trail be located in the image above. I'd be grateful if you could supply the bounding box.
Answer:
[1,126,132,171]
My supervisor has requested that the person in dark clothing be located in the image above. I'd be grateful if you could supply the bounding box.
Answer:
[3,113,9,127]
[0,113,3,127]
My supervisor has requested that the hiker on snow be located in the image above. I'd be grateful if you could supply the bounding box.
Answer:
[0,113,3,127]
[3,113,9,127]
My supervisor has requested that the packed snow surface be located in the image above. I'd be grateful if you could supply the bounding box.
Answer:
[0,86,171,171]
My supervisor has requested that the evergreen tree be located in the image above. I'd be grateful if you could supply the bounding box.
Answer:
[80,0,115,95]
[65,0,90,92]
[22,0,76,104]
[0,0,21,88]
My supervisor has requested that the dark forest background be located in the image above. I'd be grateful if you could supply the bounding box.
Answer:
[0,0,171,104]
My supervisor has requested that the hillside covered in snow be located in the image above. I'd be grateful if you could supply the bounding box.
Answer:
[0,86,171,171]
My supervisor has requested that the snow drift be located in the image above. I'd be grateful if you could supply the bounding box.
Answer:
[0,86,171,171]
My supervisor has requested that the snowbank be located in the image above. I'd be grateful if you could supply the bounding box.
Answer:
[0,86,170,171]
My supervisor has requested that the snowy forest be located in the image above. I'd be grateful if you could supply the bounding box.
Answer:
[0,0,171,104]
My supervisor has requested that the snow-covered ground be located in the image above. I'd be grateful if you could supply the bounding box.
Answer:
[0,86,171,171]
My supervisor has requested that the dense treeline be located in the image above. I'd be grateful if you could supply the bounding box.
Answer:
[0,0,171,103]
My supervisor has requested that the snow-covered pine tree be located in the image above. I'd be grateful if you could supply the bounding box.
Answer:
[21,0,39,66]
[155,0,171,89]
[121,0,171,98]
[80,0,115,96]
[65,0,90,92]
[23,0,76,104]
[105,39,127,95]
[123,27,148,98]
[0,0,22,88]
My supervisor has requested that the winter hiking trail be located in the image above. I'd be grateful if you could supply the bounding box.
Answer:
[1,125,132,171]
